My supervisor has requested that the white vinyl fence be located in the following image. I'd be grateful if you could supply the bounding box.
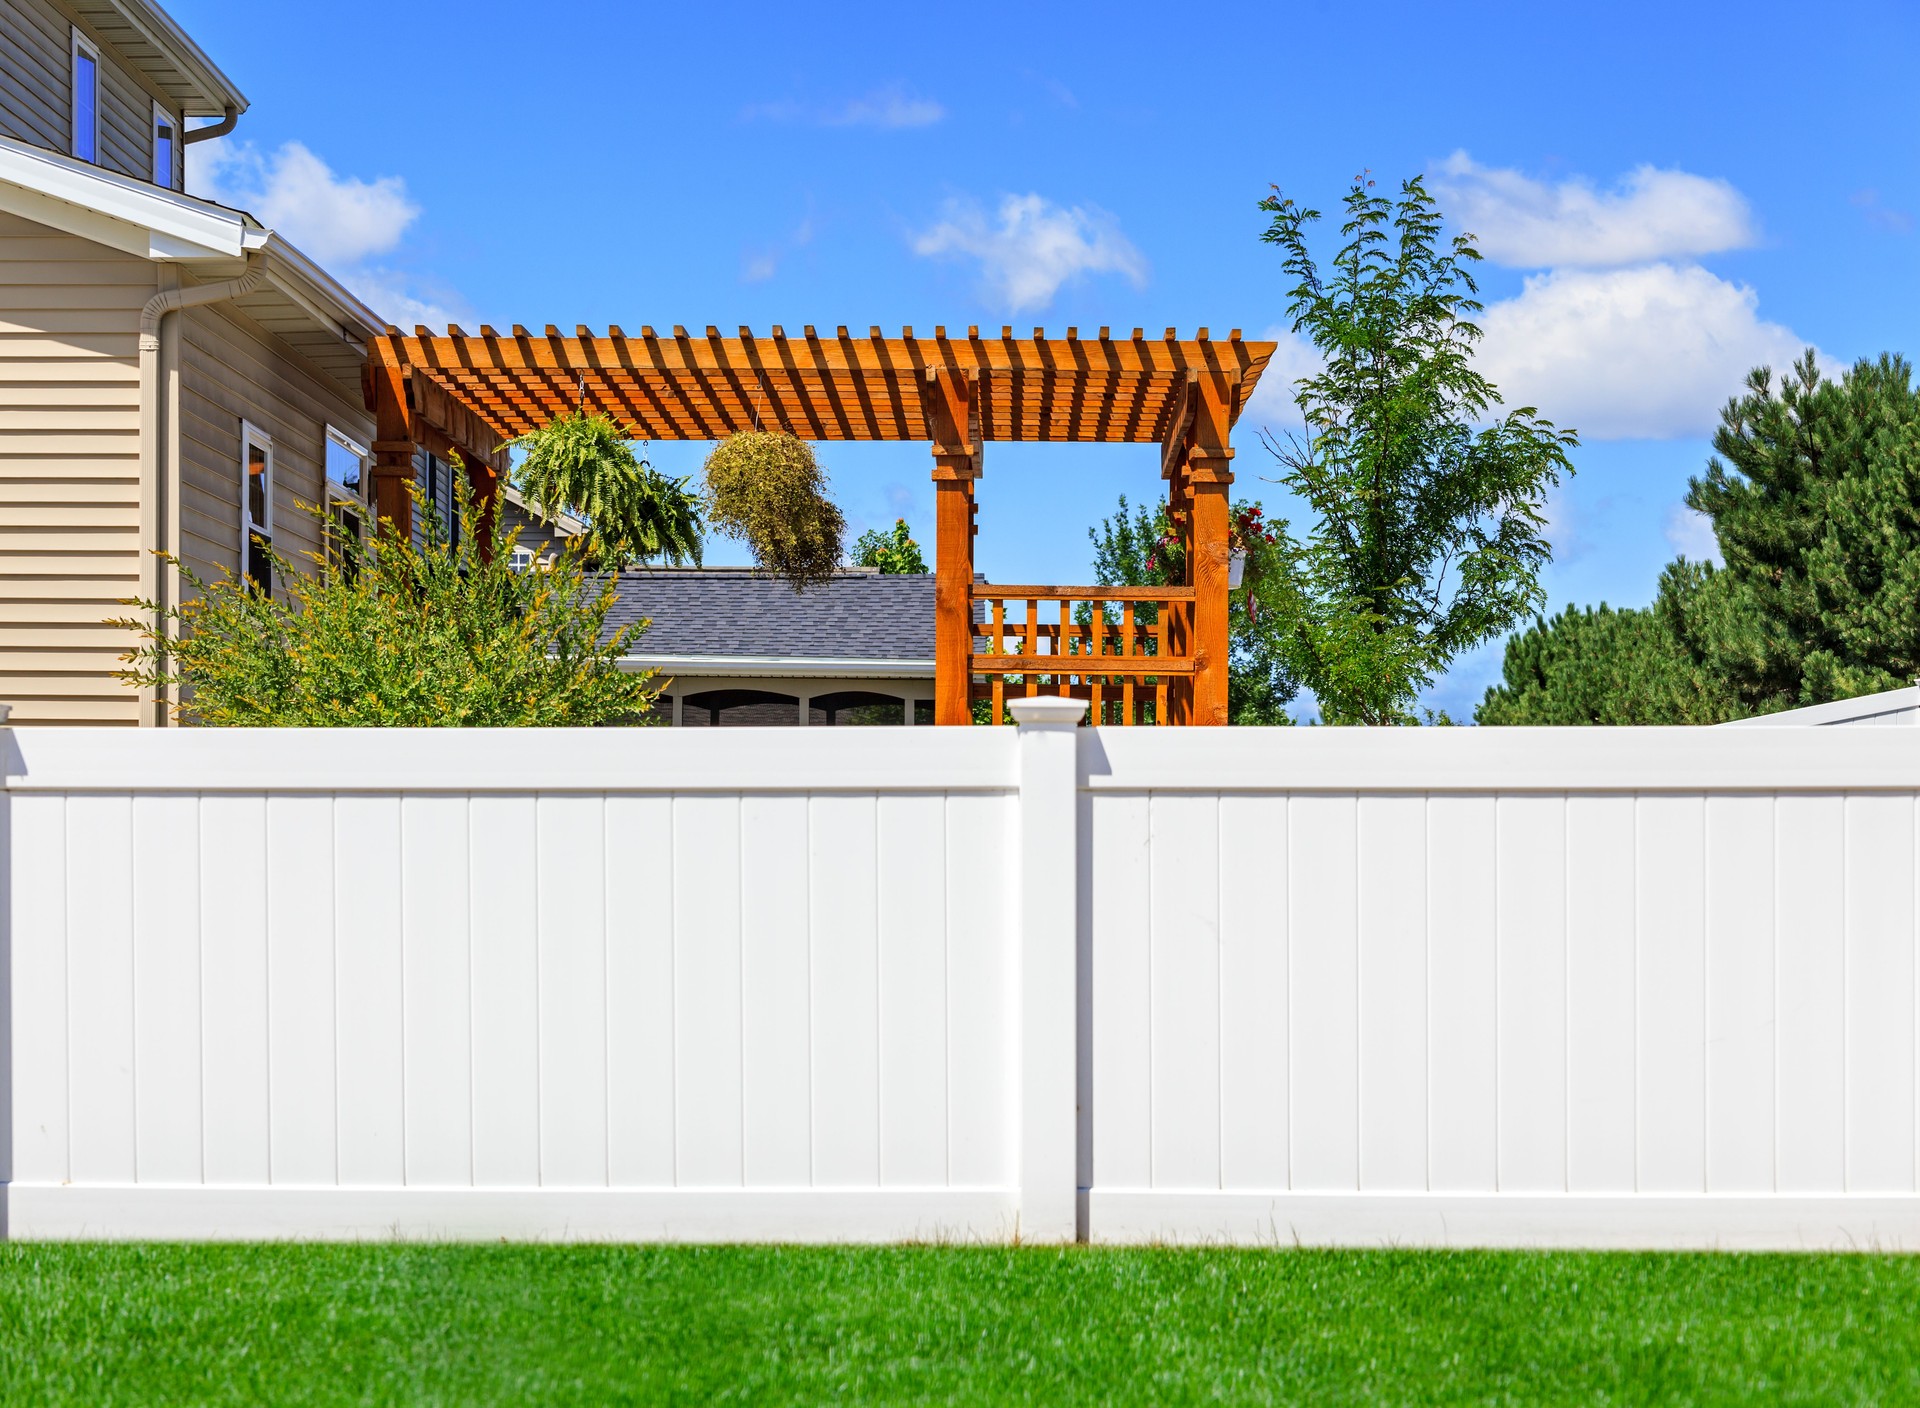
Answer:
[5,711,1920,1249]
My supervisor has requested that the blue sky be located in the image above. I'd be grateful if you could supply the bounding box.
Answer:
[174,0,1919,717]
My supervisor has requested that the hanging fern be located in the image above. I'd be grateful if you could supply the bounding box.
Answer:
[507,410,703,567]
[702,431,846,591]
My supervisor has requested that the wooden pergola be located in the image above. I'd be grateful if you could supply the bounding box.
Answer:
[365,324,1275,724]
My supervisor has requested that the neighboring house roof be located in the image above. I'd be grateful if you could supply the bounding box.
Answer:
[0,132,379,391]
[1720,685,1919,728]
[606,569,935,679]
[71,0,249,117]
[501,484,586,541]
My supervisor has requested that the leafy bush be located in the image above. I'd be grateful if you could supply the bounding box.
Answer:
[508,409,702,566]
[114,475,659,726]
[851,518,927,574]
[703,431,845,590]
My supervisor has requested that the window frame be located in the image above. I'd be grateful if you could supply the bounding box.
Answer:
[239,420,274,594]
[70,28,99,164]
[323,426,370,581]
[151,99,176,187]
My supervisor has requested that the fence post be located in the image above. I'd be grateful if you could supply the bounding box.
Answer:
[1009,695,1087,1242]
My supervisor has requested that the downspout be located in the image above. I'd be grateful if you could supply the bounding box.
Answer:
[137,255,265,725]
[182,105,239,145]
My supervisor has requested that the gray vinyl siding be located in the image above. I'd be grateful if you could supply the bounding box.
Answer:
[0,206,151,724]
[176,298,375,591]
[0,0,182,185]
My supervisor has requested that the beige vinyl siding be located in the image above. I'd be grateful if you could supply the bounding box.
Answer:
[177,299,374,591]
[0,0,180,183]
[0,207,149,724]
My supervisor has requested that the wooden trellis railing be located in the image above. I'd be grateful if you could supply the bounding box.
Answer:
[970,586,1195,726]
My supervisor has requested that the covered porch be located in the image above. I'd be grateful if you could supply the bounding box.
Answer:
[364,325,1275,724]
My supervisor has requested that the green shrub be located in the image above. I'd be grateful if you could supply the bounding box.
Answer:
[114,473,659,726]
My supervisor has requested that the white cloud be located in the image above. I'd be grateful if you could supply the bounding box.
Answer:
[1473,263,1815,439]
[1240,325,1322,432]
[1665,503,1721,563]
[188,140,417,266]
[188,139,462,331]
[911,194,1147,312]
[745,86,944,129]
[1433,151,1756,268]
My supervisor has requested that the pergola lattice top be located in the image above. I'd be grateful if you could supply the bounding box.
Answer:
[372,324,1277,444]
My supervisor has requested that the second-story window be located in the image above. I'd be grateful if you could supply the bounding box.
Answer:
[70,30,99,163]
[241,421,274,595]
[152,101,176,186]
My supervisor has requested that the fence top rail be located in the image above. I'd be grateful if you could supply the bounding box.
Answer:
[1079,725,1920,793]
[0,727,1019,794]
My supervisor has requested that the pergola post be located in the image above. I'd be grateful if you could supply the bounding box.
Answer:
[927,368,978,725]
[366,355,415,543]
[1166,368,1236,726]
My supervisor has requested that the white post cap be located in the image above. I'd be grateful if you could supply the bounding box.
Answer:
[1006,696,1089,728]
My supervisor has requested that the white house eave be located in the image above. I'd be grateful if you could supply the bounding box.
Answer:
[621,654,936,680]
[257,233,383,352]
[0,132,244,258]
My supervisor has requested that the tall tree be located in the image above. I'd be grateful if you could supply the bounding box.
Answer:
[851,518,929,574]
[1478,352,1920,724]
[1252,175,1577,723]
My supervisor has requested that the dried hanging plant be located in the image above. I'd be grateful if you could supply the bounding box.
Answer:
[702,430,845,591]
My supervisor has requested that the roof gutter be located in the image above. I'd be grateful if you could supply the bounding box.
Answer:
[182,104,239,144]
[137,256,266,725]
[620,654,936,680]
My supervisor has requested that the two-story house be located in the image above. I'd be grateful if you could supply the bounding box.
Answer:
[0,0,502,726]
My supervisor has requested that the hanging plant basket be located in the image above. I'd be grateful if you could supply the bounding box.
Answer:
[702,430,846,591]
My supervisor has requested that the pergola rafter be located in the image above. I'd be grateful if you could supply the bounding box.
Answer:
[364,324,1276,725]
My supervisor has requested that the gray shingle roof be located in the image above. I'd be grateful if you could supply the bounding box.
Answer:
[603,568,934,660]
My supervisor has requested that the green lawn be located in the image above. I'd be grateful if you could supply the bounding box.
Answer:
[2,1242,1916,1405]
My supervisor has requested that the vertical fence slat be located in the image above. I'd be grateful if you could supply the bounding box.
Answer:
[947,792,1014,1188]
[535,795,608,1186]
[202,793,270,1184]
[671,794,743,1187]
[132,794,200,1184]
[879,792,948,1186]
[1844,794,1916,1191]
[1289,794,1359,1191]
[1427,795,1497,1192]
[266,795,335,1185]
[1219,794,1288,1190]
[809,794,881,1185]
[1089,793,1151,1190]
[1358,794,1428,1191]
[1636,794,1707,1193]
[739,793,809,1186]
[1775,793,1846,1192]
[11,794,68,1184]
[607,794,677,1186]
[401,794,471,1186]
[1705,794,1775,1192]
[65,793,134,1183]
[469,794,540,1187]
[1566,794,1636,1192]
[1149,792,1221,1189]
[334,794,403,1186]
[1496,795,1568,1193]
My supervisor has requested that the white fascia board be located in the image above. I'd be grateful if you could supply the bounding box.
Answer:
[258,233,384,343]
[621,653,936,679]
[0,132,243,258]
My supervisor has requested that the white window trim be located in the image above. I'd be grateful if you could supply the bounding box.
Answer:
[324,425,370,503]
[240,419,273,573]
[151,98,175,188]
[70,29,99,164]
